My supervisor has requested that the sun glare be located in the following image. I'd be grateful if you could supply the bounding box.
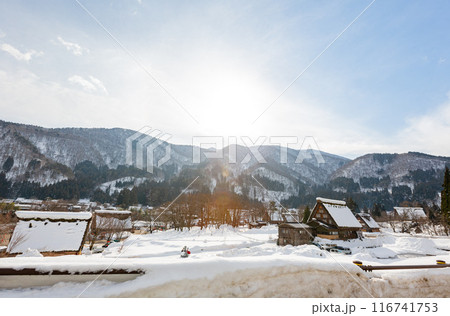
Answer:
[191,66,270,137]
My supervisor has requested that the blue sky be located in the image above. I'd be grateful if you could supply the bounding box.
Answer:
[0,0,449,158]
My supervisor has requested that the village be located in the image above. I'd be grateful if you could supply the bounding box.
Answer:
[0,196,439,254]
[0,195,449,297]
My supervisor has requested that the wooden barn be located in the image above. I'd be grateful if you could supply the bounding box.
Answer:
[356,212,380,232]
[277,223,313,246]
[6,211,92,256]
[307,197,362,240]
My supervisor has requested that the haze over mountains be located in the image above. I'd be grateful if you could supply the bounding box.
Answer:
[1,119,449,206]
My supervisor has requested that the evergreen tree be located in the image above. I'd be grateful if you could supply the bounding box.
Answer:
[2,156,14,173]
[371,203,382,218]
[0,172,11,198]
[441,167,450,226]
[302,205,311,223]
[345,197,359,213]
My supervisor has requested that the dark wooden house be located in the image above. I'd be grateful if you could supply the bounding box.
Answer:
[307,197,362,240]
[277,223,313,246]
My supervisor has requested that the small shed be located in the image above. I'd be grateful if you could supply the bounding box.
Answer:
[277,223,313,246]
[6,211,92,255]
[356,213,380,232]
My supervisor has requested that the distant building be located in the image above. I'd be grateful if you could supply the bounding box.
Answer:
[356,213,380,232]
[277,223,313,246]
[92,210,132,234]
[393,207,427,220]
[248,221,267,229]
[307,197,362,240]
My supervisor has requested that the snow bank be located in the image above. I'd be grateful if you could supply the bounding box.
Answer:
[365,247,397,259]
[16,248,43,258]
[381,233,449,256]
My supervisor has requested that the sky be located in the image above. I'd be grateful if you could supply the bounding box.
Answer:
[0,0,449,158]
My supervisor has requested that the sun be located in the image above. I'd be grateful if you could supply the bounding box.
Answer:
[191,66,270,137]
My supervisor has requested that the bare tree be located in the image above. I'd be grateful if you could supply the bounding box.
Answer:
[5,232,28,255]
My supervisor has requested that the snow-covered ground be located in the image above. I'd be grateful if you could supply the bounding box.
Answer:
[0,225,449,297]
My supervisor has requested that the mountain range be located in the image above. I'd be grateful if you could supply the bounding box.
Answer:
[1,119,449,205]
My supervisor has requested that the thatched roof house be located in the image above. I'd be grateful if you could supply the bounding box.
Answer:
[308,197,362,240]
[7,211,92,255]
[393,207,427,220]
[356,212,380,232]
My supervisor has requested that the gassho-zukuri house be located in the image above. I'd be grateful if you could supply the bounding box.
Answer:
[6,211,92,256]
[307,197,362,240]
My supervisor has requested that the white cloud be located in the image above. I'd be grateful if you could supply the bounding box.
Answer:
[57,36,88,56]
[0,69,119,128]
[88,76,108,94]
[68,75,108,94]
[399,94,450,156]
[438,57,446,64]
[0,43,43,62]
[0,30,5,38]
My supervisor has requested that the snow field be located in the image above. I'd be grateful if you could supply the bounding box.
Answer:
[0,225,449,297]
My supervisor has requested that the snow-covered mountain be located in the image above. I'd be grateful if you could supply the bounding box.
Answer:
[331,152,450,192]
[1,120,448,202]
[198,145,350,200]
[0,120,196,183]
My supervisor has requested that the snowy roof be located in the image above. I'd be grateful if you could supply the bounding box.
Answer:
[357,213,380,229]
[133,220,151,227]
[15,211,92,221]
[316,197,346,206]
[394,207,427,219]
[7,212,91,254]
[279,223,311,229]
[14,204,32,209]
[0,199,14,204]
[14,198,43,204]
[321,202,362,228]
[95,210,131,215]
[284,213,298,222]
